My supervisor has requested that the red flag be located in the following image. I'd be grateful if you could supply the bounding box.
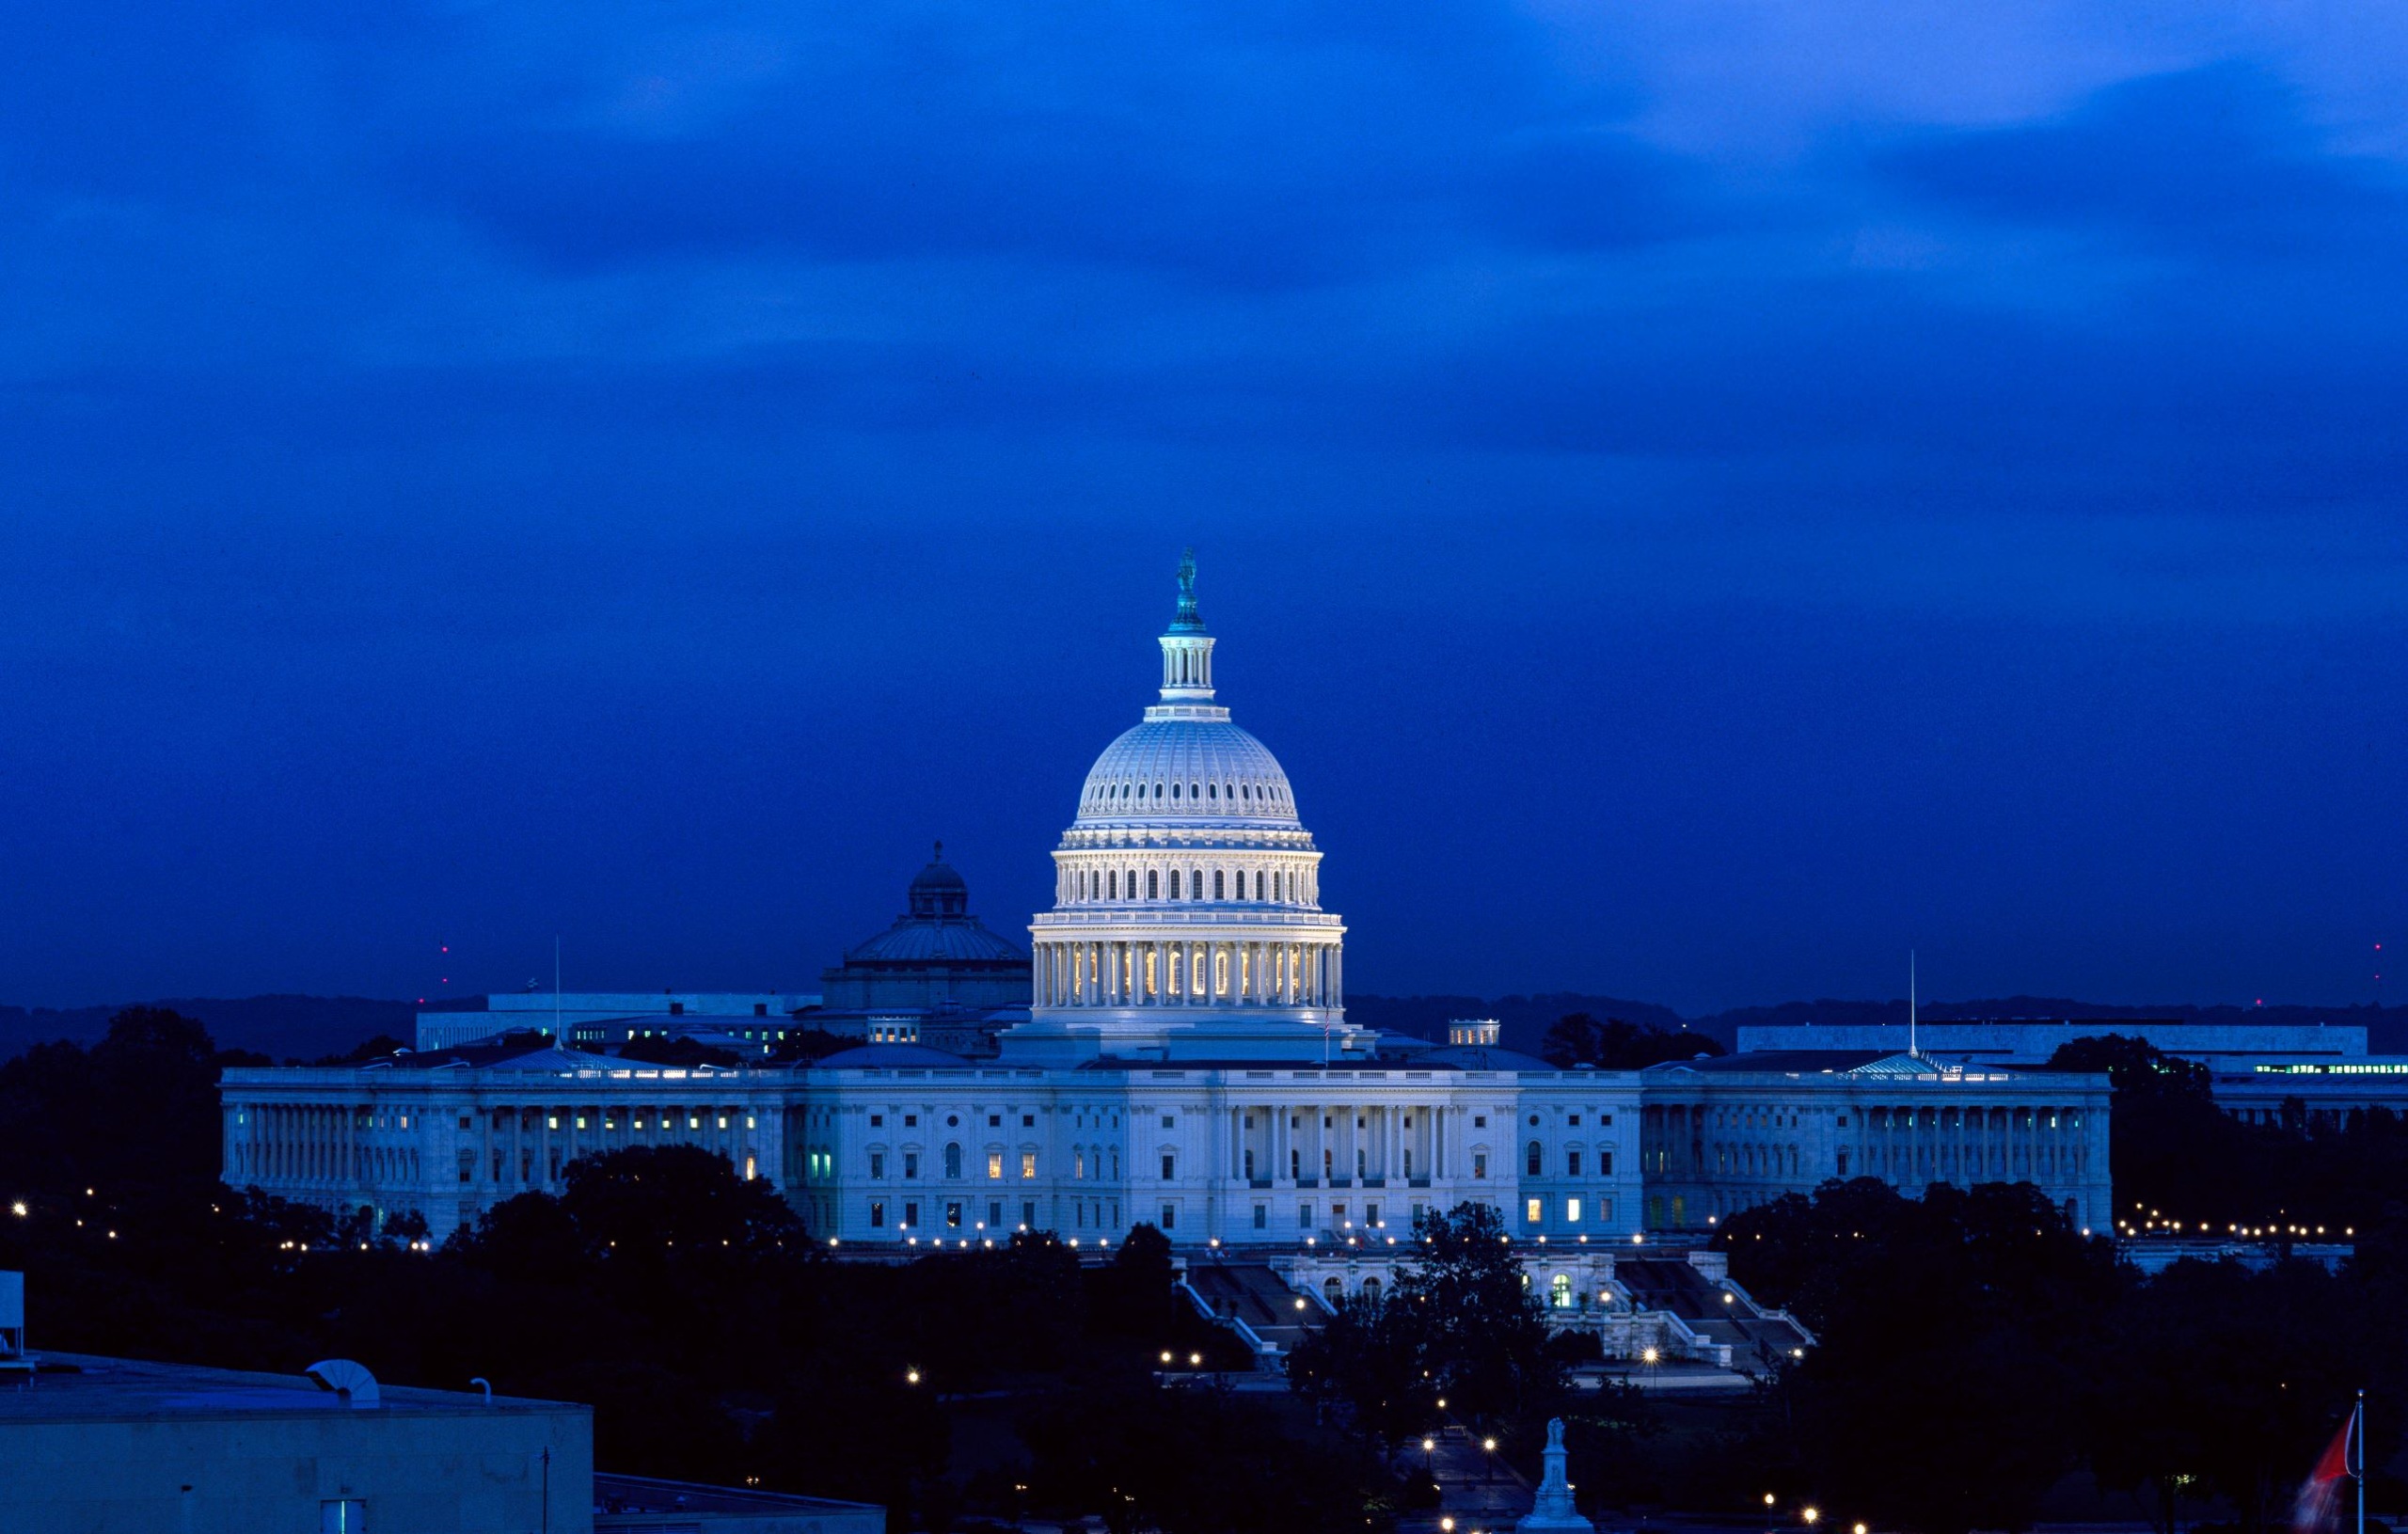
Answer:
[2293,1403,2361,1534]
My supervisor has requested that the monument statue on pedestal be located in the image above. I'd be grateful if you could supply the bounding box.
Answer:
[1514,1417,1596,1532]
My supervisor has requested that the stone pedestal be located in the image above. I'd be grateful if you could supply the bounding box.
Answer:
[1515,1418,1596,1533]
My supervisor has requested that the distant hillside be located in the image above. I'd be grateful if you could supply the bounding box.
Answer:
[0,995,413,1063]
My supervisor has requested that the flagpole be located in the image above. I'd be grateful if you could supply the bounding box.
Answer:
[2356,1389,2366,1534]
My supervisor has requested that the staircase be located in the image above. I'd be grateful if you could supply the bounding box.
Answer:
[1181,1260,1326,1362]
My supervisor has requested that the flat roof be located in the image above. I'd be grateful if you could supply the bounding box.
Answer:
[594,1473,880,1518]
[0,1352,580,1422]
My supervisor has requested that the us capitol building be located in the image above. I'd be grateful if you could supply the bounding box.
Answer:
[220,558,2112,1249]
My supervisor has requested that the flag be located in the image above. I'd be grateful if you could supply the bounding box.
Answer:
[2293,1400,2362,1534]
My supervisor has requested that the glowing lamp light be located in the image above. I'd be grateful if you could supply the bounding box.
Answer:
[1765,1494,1778,1508]
[1802,1508,1821,1526]
[905,1368,921,1385]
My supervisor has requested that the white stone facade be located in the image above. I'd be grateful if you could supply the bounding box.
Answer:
[218,556,2114,1248]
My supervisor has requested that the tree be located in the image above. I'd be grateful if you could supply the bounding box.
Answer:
[1286,1289,1434,1448]
[616,1036,746,1068]
[1388,1202,1563,1427]
[1540,1013,1723,1070]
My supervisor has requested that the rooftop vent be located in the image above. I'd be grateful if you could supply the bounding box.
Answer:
[306,1358,382,1409]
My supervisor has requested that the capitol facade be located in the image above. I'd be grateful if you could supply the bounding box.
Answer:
[219,558,2111,1252]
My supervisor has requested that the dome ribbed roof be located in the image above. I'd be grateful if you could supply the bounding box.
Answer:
[845,919,1025,965]
[1075,720,1299,827]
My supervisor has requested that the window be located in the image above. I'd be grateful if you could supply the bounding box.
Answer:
[990,1201,1003,1227]
[1567,1149,1582,1177]
[1355,1148,1367,1178]
[1550,1273,1573,1309]
[1473,1115,1487,1129]
[904,1114,918,1128]
[989,1114,1001,1128]
[1473,1152,1488,1178]
[1527,1142,1543,1176]
[1148,869,1159,898]
[1527,1197,1545,1223]
[870,1200,886,1227]
[1254,870,1265,899]
[904,1152,920,1178]
[321,1499,368,1534]
[1837,1149,1850,1176]
[944,1144,962,1178]
[1162,1203,1177,1230]
[1299,1202,1314,1228]
[1022,1201,1036,1226]
[1213,869,1225,898]
[988,1152,1004,1179]
[1162,1151,1176,1180]
[1162,1115,1176,1129]
[1566,1196,1582,1223]
[904,1201,919,1227]
[946,1202,963,1228]
[1601,1150,1612,1175]
[1254,1204,1269,1229]
[1290,1147,1301,1178]
[1244,1148,1256,1178]
[1021,1151,1038,1179]
[1022,1114,1035,1128]
[869,1152,885,1178]
[1366,1202,1380,1226]
[1170,869,1181,897]
[1569,1114,1581,1126]
[1403,1149,1414,1178]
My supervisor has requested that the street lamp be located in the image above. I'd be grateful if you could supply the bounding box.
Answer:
[905,1368,920,1385]
[1482,1436,1497,1481]
[1802,1508,1820,1526]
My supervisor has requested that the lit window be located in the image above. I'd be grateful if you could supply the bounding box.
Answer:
[1567,1197,1582,1223]
[1528,1197,1545,1223]
[1021,1151,1038,1178]
[988,1152,1004,1180]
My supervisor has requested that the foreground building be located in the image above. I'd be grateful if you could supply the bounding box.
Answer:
[222,556,2111,1244]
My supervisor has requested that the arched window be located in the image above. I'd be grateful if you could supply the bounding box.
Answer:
[1190,782,1199,799]
[1255,870,1266,900]
[943,1144,962,1178]
[1126,867,1138,895]
[1171,782,1180,799]
[1191,868,1202,899]
[1207,782,1217,799]
[1550,1273,1573,1309]
[1323,1276,1342,1305]
[1364,1275,1384,1302]
[1154,782,1164,799]
[1109,869,1117,899]
[1213,869,1225,899]
[1148,869,1159,899]
[1527,1142,1544,1176]
[1168,869,1180,898]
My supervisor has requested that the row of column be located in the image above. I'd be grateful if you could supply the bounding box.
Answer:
[230,1102,369,1185]
[1852,1104,2087,1184]
[1227,1101,1445,1184]
[1037,939,1339,1007]
[1061,862,1316,906]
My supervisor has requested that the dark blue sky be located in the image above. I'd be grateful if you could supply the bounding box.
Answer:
[6,4,2408,1012]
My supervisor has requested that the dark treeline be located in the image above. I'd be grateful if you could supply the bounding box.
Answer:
[2050,1034,2408,1234]
[0,1009,1388,1532]
[1698,1178,2408,1534]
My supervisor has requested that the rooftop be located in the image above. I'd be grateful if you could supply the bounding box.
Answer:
[0,1352,578,1422]
[594,1472,880,1521]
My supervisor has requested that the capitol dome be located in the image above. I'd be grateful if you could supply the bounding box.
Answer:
[1075,720,1299,827]
[1000,550,1362,1067]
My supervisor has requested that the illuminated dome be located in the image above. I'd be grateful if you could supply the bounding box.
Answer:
[1000,550,1361,1067]
[1076,721,1298,828]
